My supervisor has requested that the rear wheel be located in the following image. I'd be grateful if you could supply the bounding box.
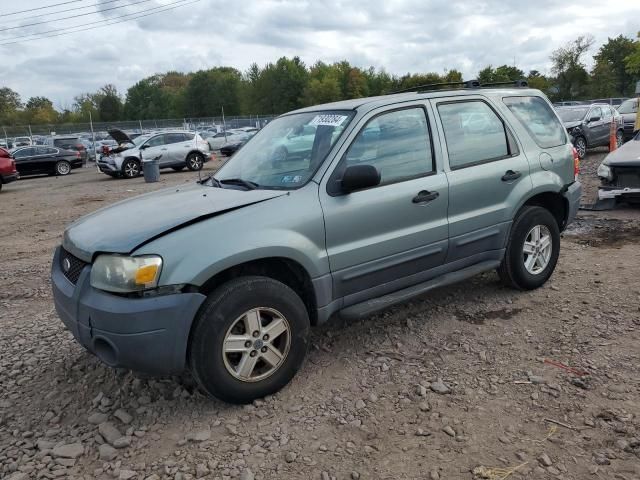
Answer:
[55,160,71,176]
[498,206,560,290]
[189,276,310,404]
[615,130,624,148]
[122,158,140,179]
[186,152,204,171]
[574,136,586,159]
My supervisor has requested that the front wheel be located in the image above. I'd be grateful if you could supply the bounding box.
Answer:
[186,152,204,171]
[189,276,310,404]
[574,136,586,159]
[55,160,71,176]
[614,130,624,149]
[498,206,560,290]
[122,159,140,179]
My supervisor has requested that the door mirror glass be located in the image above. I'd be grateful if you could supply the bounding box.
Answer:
[341,164,381,193]
[139,144,149,150]
[589,115,601,123]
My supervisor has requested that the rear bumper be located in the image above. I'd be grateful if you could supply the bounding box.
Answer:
[51,247,206,374]
[1,172,19,184]
[563,181,581,228]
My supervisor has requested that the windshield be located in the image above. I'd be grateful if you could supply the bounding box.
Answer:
[133,135,150,146]
[557,108,588,122]
[617,99,638,114]
[214,110,354,189]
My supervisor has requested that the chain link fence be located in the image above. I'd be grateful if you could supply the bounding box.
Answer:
[1,115,276,144]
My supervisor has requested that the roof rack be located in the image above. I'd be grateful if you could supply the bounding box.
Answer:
[391,78,528,95]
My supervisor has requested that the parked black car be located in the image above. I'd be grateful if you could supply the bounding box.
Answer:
[11,146,83,176]
[219,139,247,156]
[556,104,624,159]
[616,98,638,141]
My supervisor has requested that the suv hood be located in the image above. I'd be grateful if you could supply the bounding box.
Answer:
[602,137,640,167]
[63,184,287,262]
[108,128,135,145]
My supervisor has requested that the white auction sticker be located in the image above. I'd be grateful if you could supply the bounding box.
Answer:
[309,114,348,127]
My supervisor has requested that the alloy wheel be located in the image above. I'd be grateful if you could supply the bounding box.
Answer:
[124,161,139,178]
[222,307,291,382]
[56,161,70,175]
[522,225,552,275]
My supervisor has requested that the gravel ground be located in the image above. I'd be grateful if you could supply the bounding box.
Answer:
[1,152,639,480]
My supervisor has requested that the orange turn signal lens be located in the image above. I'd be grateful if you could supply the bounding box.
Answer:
[135,264,159,285]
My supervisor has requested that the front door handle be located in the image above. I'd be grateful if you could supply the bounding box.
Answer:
[412,190,439,204]
[501,170,521,181]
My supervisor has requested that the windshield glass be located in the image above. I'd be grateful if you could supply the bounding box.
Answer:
[133,135,150,146]
[214,110,354,189]
[557,108,588,122]
[617,99,638,114]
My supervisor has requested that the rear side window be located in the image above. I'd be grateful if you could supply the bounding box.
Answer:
[165,133,185,144]
[54,138,79,149]
[437,101,510,169]
[503,96,566,148]
[343,107,434,185]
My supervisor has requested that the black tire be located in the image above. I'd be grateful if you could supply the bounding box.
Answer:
[186,152,204,171]
[54,160,71,176]
[122,158,140,179]
[171,166,185,172]
[614,130,624,149]
[574,136,586,159]
[497,206,560,290]
[189,276,310,404]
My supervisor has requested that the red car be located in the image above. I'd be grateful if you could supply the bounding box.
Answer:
[0,147,19,192]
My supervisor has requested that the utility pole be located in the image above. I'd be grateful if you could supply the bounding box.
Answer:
[28,125,33,144]
[89,111,95,166]
[222,106,227,142]
[2,127,8,148]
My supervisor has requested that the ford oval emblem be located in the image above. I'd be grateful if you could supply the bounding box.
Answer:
[62,258,71,272]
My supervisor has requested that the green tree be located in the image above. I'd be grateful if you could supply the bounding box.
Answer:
[550,35,594,100]
[183,67,242,117]
[526,70,551,94]
[24,96,58,124]
[0,87,22,124]
[591,35,636,97]
[624,31,640,75]
[98,84,123,121]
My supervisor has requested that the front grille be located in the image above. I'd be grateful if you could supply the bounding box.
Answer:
[612,168,640,188]
[60,248,88,284]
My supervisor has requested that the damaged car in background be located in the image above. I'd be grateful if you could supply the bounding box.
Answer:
[597,131,640,204]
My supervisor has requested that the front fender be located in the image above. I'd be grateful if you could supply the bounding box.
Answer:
[133,185,329,286]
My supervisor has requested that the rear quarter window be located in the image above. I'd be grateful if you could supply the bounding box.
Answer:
[503,96,567,149]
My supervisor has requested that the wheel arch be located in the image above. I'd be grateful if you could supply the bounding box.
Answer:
[518,191,568,231]
[197,256,319,325]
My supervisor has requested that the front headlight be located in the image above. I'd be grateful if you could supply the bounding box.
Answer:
[90,255,162,293]
[596,163,612,181]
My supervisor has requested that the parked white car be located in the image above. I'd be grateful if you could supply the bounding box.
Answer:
[206,130,250,151]
[97,129,211,179]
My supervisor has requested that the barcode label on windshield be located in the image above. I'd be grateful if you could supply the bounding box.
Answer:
[309,114,348,127]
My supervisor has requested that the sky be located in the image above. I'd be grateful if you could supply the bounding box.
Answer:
[0,0,639,109]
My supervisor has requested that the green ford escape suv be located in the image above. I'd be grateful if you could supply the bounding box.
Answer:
[52,82,581,403]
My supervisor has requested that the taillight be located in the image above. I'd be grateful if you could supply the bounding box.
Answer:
[572,147,580,180]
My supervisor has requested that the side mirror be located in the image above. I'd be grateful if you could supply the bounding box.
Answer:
[139,144,149,150]
[589,116,601,123]
[340,164,381,193]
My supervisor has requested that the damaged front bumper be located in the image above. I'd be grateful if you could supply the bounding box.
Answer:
[598,186,640,200]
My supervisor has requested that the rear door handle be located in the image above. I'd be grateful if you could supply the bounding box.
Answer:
[412,190,439,204]
[501,170,521,181]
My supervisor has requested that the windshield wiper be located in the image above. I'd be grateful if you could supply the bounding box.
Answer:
[219,178,259,190]
[198,174,221,187]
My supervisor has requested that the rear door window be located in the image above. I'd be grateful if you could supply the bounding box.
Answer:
[54,138,79,149]
[503,96,567,148]
[437,101,511,169]
[166,133,185,144]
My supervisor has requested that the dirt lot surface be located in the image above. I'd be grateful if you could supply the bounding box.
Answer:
[1,152,639,480]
